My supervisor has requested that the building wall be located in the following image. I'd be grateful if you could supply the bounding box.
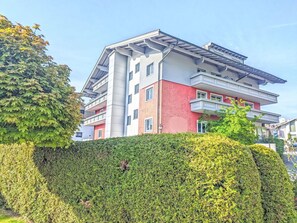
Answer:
[94,123,105,140]
[72,124,94,141]
[126,57,140,136]
[105,52,127,138]
[162,51,259,89]
[161,80,201,133]
[138,82,158,134]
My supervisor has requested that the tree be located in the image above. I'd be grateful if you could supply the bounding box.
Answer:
[201,99,259,145]
[0,15,81,148]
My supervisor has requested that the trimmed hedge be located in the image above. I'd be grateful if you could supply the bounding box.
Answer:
[250,144,296,222]
[0,134,294,222]
[0,143,79,222]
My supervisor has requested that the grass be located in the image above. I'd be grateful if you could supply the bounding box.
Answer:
[0,210,26,223]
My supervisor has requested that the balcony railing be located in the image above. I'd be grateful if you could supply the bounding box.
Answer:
[85,93,107,112]
[190,98,280,124]
[190,72,278,105]
[84,112,106,126]
[92,75,108,93]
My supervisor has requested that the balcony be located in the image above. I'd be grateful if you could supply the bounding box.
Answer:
[85,93,107,112]
[190,98,280,124]
[84,112,106,126]
[190,72,278,105]
[92,75,108,94]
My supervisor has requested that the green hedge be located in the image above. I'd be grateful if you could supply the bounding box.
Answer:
[0,134,294,222]
[250,144,296,222]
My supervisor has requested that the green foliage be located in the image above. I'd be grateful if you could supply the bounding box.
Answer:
[1,134,265,222]
[0,143,79,223]
[258,136,285,158]
[249,144,296,222]
[202,99,258,145]
[0,15,81,148]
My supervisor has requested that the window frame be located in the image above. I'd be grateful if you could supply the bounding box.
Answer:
[210,93,223,102]
[128,94,132,104]
[127,116,131,126]
[133,109,138,120]
[129,71,133,81]
[197,121,207,134]
[75,132,83,138]
[135,63,140,73]
[144,117,153,132]
[134,84,139,94]
[146,63,154,76]
[98,129,103,139]
[196,90,208,99]
[145,86,154,101]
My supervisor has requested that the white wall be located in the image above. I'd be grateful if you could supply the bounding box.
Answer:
[72,125,94,141]
[162,51,259,88]
[105,52,127,138]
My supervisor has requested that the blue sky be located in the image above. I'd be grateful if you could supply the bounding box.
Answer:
[1,0,297,119]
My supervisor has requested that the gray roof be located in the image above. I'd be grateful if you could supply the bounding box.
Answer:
[82,29,286,97]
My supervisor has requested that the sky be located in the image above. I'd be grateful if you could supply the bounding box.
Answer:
[1,0,297,119]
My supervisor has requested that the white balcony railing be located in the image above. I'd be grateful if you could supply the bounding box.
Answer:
[85,93,107,112]
[84,112,106,126]
[190,98,280,124]
[190,72,278,105]
[92,75,108,93]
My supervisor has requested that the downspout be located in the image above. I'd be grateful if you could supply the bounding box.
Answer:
[157,42,178,134]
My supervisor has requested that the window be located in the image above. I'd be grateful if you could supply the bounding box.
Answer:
[80,110,85,115]
[197,121,207,133]
[133,109,138,119]
[135,63,140,73]
[290,121,296,132]
[127,116,131,125]
[146,63,154,76]
[210,94,223,102]
[129,71,133,81]
[128,94,132,104]
[98,130,103,139]
[134,84,139,94]
[145,118,153,132]
[244,102,254,109]
[145,87,153,101]
[75,132,83,137]
[197,68,206,73]
[197,90,207,99]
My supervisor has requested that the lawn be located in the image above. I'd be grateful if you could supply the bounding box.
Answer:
[0,210,26,223]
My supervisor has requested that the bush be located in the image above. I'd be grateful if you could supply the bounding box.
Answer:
[250,144,296,222]
[0,143,79,222]
[0,134,294,222]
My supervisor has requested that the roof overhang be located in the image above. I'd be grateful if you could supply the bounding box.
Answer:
[82,29,287,97]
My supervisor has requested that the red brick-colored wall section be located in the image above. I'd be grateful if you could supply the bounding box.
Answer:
[161,80,201,133]
[95,106,106,114]
[138,82,158,134]
[94,123,105,140]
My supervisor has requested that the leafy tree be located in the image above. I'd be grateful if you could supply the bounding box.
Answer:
[0,15,81,148]
[201,99,259,145]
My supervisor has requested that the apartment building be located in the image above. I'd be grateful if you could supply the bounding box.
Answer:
[274,118,297,140]
[81,30,286,140]
[72,108,94,141]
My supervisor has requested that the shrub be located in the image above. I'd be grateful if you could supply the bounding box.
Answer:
[0,134,265,222]
[250,144,296,222]
[0,143,79,222]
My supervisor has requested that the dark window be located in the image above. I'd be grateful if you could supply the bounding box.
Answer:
[145,118,153,132]
[135,63,140,73]
[128,94,132,104]
[146,87,153,101]
[127,116,131,125]
[80,110,85,115]
[134,84,139,94]
[76,132,83,137]
[133,109,138,119]
[197,121,207,133]
[129,71,133,81]
[98,130,103,138]
[146,63,154,76]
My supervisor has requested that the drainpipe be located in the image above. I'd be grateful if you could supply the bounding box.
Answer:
[157,42,178,134]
